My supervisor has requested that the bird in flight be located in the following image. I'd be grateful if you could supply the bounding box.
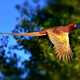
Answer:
[0,23,79,62]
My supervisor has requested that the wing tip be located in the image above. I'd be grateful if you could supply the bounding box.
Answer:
[55,50,72,62]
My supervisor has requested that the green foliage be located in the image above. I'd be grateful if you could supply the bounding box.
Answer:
[12,0,80,79]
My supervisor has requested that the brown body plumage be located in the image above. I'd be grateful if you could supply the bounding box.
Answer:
[0,23,77,62]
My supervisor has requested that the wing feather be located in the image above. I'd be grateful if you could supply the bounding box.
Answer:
[47,30,72,62]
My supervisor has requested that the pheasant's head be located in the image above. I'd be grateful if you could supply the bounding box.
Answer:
[66,23,80,32]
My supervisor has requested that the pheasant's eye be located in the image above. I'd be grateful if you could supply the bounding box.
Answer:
[74,24,77,28]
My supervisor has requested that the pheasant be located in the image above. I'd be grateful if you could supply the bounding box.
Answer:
[0,23,79,61]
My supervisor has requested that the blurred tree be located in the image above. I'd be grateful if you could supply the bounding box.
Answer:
[13,0,80,80]
[1,0,80,80]
[0,35,26,80]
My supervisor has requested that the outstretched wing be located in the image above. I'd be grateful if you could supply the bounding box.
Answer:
[47,30,72,62]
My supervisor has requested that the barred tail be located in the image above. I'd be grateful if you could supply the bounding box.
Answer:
[0,31,47,36]
[0,32,13,35]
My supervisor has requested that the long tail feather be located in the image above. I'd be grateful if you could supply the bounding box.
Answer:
[0,32,13,35]
[0,31,47,36]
